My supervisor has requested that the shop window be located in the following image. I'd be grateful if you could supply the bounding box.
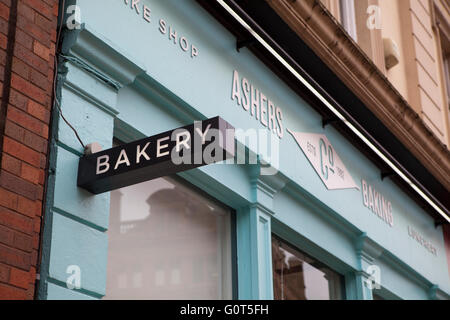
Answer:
[272,235,344,300]
[104,173,233,299]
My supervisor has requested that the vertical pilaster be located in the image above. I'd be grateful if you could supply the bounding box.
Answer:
[236,162,287,299]
[350,233,383,300]
[429,285,450,300]
[237,205,273,299]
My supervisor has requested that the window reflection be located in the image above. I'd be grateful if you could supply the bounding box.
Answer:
[272,235,343,300]
[104,176,232,300]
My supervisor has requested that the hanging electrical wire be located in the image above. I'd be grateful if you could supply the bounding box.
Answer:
[52,0,86,149]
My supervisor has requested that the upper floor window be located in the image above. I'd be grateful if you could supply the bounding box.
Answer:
[442,52,450,109]
[433,1,450,142]
[339,0,358,42]
[320,0,358,42]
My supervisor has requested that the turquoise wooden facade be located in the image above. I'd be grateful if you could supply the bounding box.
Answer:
[38,0,450,300]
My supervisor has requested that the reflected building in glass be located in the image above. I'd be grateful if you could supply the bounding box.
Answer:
[272,236,343,300]
[105,177,232,300]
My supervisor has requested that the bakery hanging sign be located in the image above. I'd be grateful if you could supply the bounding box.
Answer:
[77,117,235,194]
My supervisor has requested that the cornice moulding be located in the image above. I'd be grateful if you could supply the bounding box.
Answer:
[266,0,450,191]
[61,24,146,89]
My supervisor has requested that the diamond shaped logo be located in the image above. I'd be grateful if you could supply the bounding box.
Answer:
[288,129,359,190]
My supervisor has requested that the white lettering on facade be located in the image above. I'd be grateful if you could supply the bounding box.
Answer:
[232,70,284,139]
[159,19,167,34]
[361,179,394,227]
[408,226,437,256]
[143,5,151,23]
[180,37,189,52]
[169,27,177,44]
[122,3,199,59]
[131,0,141,15]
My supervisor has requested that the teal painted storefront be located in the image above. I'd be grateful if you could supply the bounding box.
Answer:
[38,0,450,300]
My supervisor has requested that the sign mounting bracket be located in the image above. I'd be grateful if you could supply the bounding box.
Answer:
[236,37,256,52]
[381,171,394,181]
[322,117,340,128]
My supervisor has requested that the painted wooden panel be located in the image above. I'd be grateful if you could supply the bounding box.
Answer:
[417,62,442,108]
[411,14,435,59]
[417,0,430,15]
[53,146,111,230]
[414,37,438,84]
[410,0,432,35]
[48,212,108,297]
[46,282,97,300]
[422,111,444,139]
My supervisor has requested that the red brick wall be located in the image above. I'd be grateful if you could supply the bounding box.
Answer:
[0,0,58,300]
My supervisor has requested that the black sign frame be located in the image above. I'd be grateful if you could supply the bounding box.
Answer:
[77,117,235,194]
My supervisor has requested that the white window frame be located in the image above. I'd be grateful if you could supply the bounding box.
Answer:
[340,0,358,42]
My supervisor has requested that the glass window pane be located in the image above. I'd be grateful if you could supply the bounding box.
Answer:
[104,176,232,300]
[272,235,344,300]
